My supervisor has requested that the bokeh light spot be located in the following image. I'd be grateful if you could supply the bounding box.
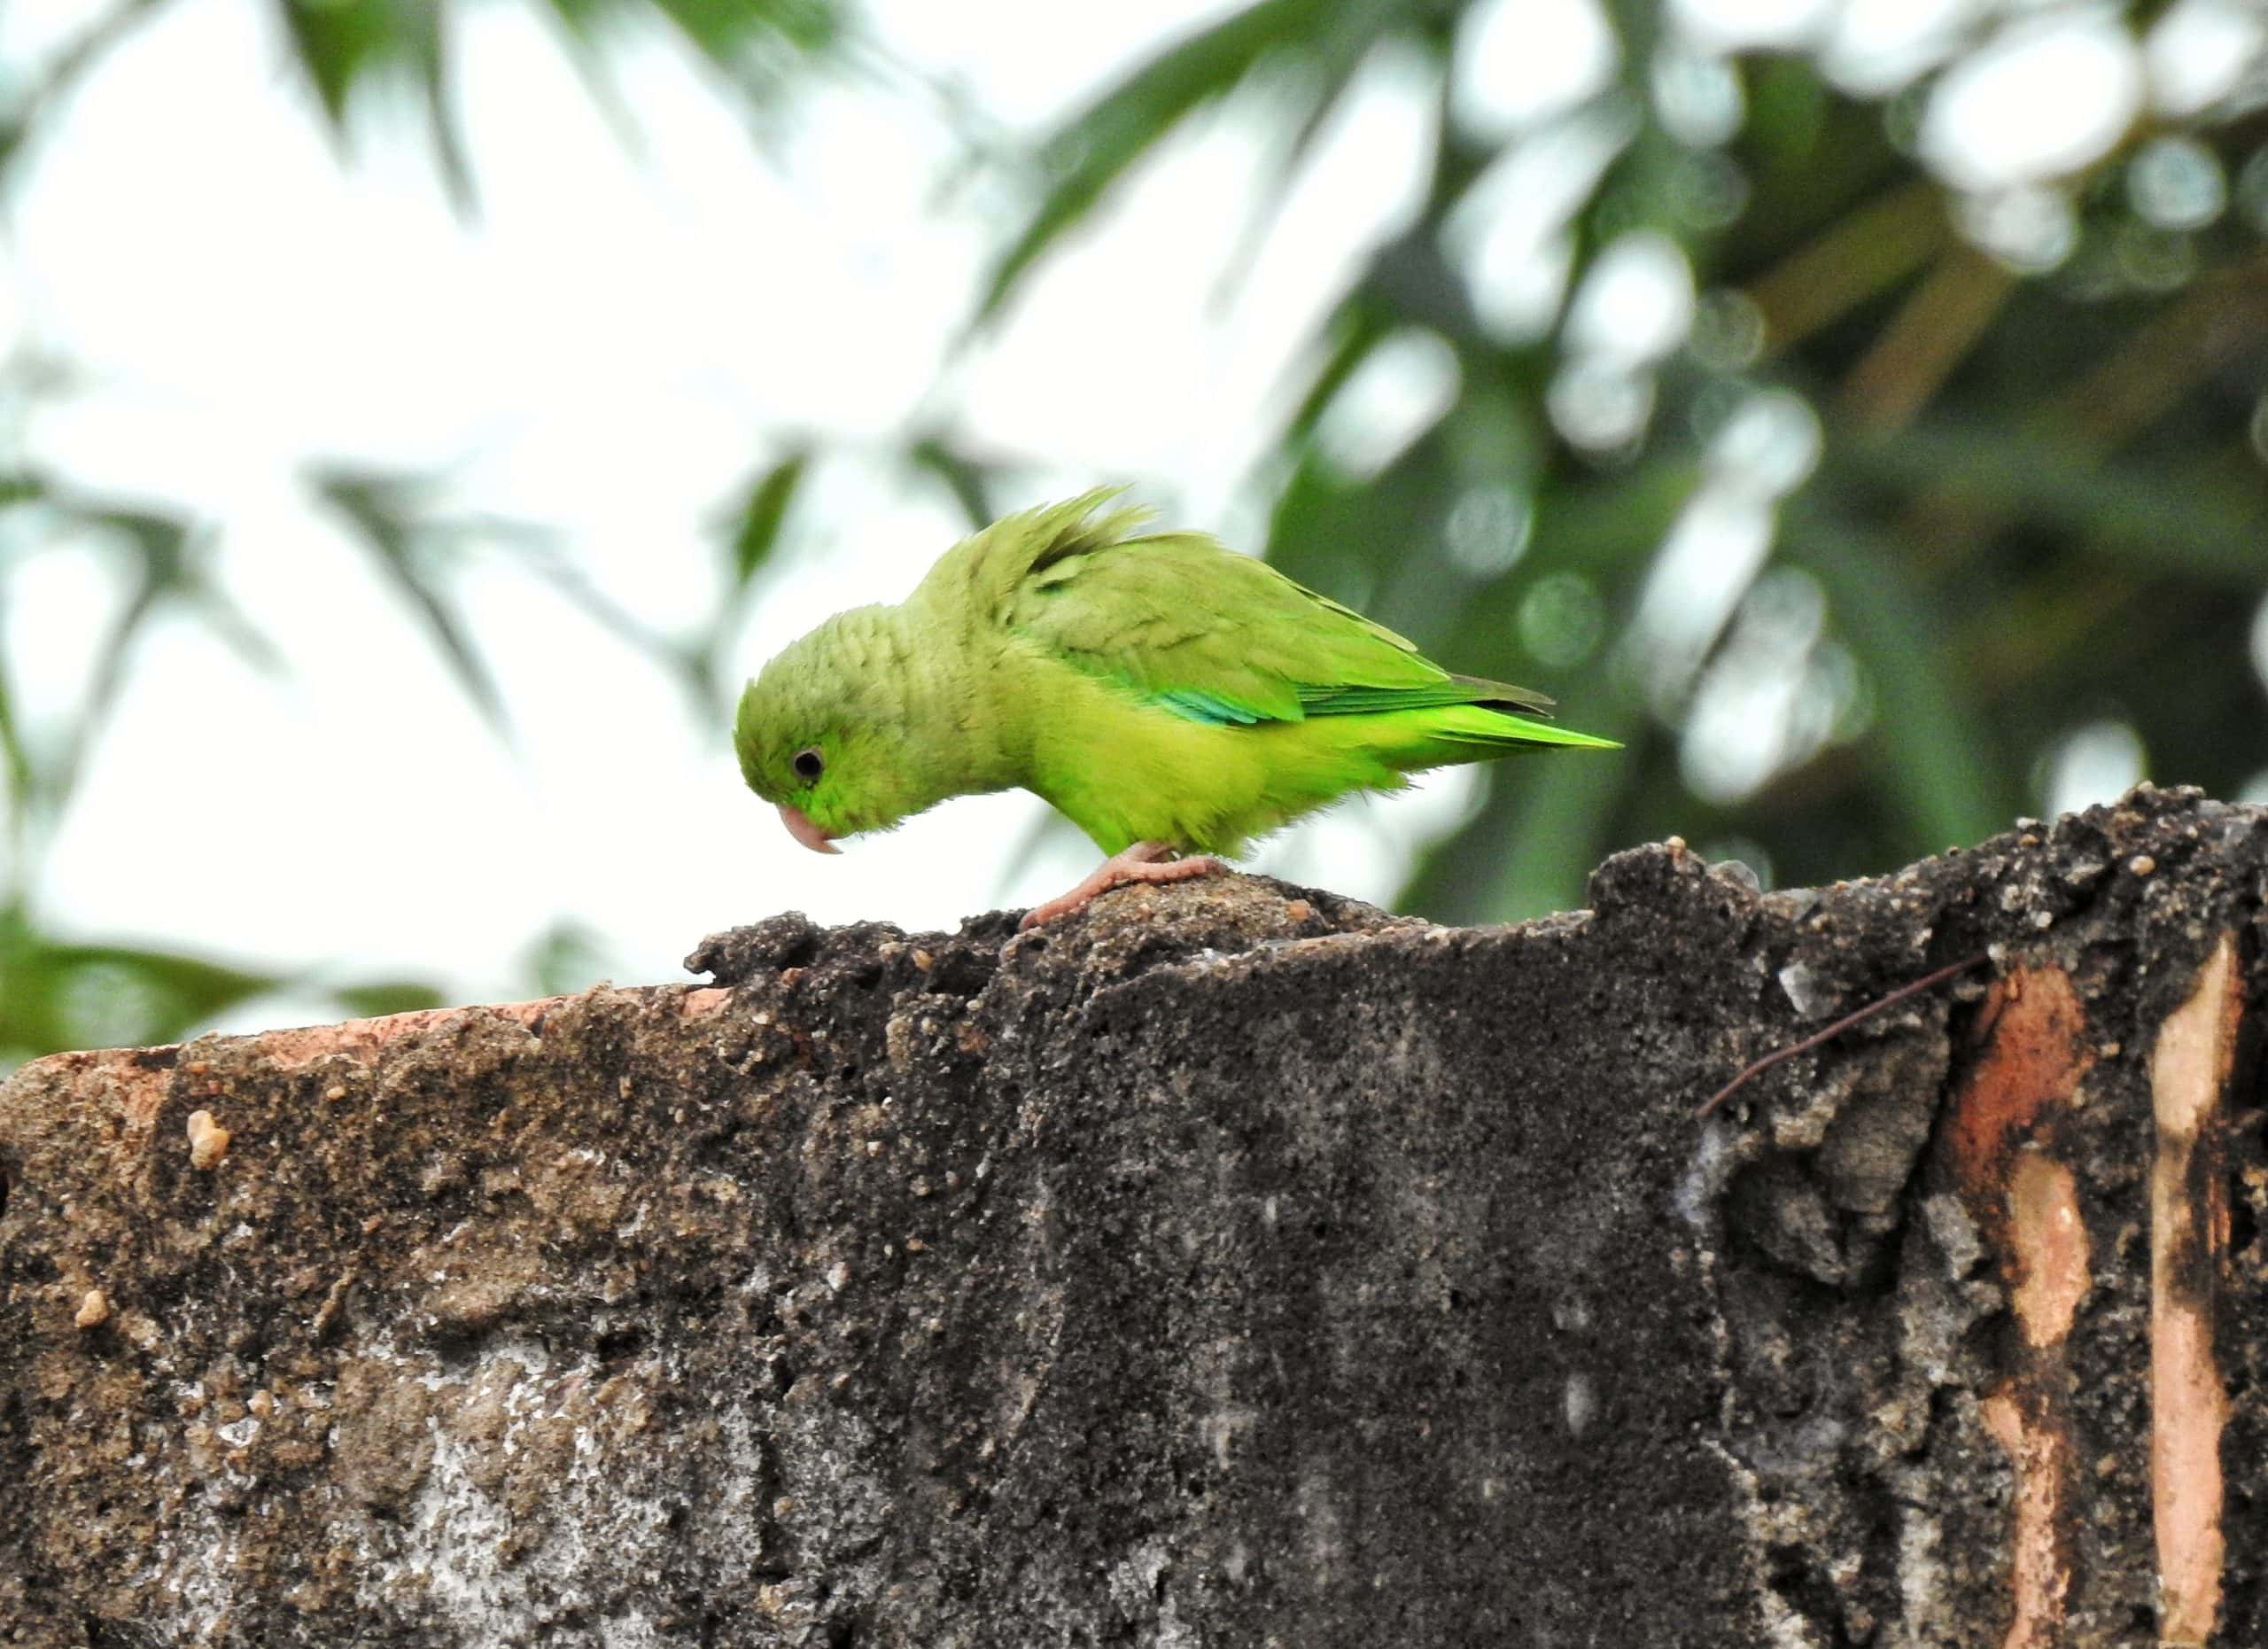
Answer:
[1821,0,1975,95]
[1688,289,1766,370]
[2114,221,2199,292]
[2043,719,2147,818]
[1453,0,1620,139]
[2147,0,2268,117]
[1711,388,1821,497]
[1315,329,1463,480]
[1955,185,2078,273]
[1651,47,1745,146]
[1671,151,1751,229]
[1921,14,2143,191]
[1565,229,1697,364]
[1548,361,1657,451]
[1628,485,1775,712]
[1670,0,1836,53]
[1444,484,1534,578]
[1442,105,1637,342]
[1518,572,1606,668]
[2249,589,2268,691]
[2128,135,2226,230]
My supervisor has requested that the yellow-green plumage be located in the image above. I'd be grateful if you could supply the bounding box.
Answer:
[734,490,1617,867]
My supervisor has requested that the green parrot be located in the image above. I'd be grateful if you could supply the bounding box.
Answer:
[734,489,1618,927]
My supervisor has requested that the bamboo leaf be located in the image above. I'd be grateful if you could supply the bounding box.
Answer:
[313,468,510,736]
[329,979,450,1019]
[1210,0,1410,304]
[721,447,812,590]
[276,0,398,127]
[974,0,1332,324]
[4,932,284,1055]
[1849,423,2268,582]
[0,655,32,857]
[646,0,840,78]
[520,918,615,997]
[0,0,163,183]
[905,435,998,529]
[1783,507,2014,855]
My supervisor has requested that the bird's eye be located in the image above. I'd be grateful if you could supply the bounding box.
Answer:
[791,747,825,782]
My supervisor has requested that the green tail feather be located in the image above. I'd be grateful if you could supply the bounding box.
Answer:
[1410,702,1621,754]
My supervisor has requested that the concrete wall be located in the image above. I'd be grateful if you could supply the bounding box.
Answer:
[1,786,2260,1646]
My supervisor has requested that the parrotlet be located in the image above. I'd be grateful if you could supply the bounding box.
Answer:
[735,490,1617,927]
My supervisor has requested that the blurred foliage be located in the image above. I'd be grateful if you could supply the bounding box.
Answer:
[2,0,844,201]
[0,443,804,1069]
[973,0,2268,924]
[0,0,848,1067]
[8,0,2268,1062]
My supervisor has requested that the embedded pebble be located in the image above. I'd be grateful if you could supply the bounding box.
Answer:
[1778,962,1829,1019]
[187,1111,231,1171]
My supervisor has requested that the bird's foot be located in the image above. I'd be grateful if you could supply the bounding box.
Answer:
[1018,842,1226,930]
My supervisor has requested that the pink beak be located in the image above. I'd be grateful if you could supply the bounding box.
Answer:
[777,803,839,855]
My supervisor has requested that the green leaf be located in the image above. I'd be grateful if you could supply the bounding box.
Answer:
[905,435,998,529]
[276,0,391,126]
[54,509,268,668]
[275,0,475,206]
[0,472,50,510]
[313,467,511,736]
[0,921,286,1056]
[0,660,31,877]
[1784,507,2014,855]
[696,446,818,715]
[329,979,450,1019]
[1283,301,1394,439]
[1209,0,1410,302]
[1849,422,2268,583]
[974,0,1334,324]
[0,1,162,183]
[532,0,843,155]
[0,902,473,1059]
[489,523,695,678]
[647,0,841,76]
[722,447,812,590]
[519,918,615,997]
[38,502,282,811]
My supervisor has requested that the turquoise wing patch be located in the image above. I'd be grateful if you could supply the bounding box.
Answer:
[1151,688,1271,727]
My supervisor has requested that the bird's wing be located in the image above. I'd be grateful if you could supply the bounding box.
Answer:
[1006,526,1555,726]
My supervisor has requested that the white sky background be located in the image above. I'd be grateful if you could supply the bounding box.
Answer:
[1,0,1472,1022]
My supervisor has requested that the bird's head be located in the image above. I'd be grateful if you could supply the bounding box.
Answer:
[733,609,952,854]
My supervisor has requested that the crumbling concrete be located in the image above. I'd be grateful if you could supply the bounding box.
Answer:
[1,786,2261,1645]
